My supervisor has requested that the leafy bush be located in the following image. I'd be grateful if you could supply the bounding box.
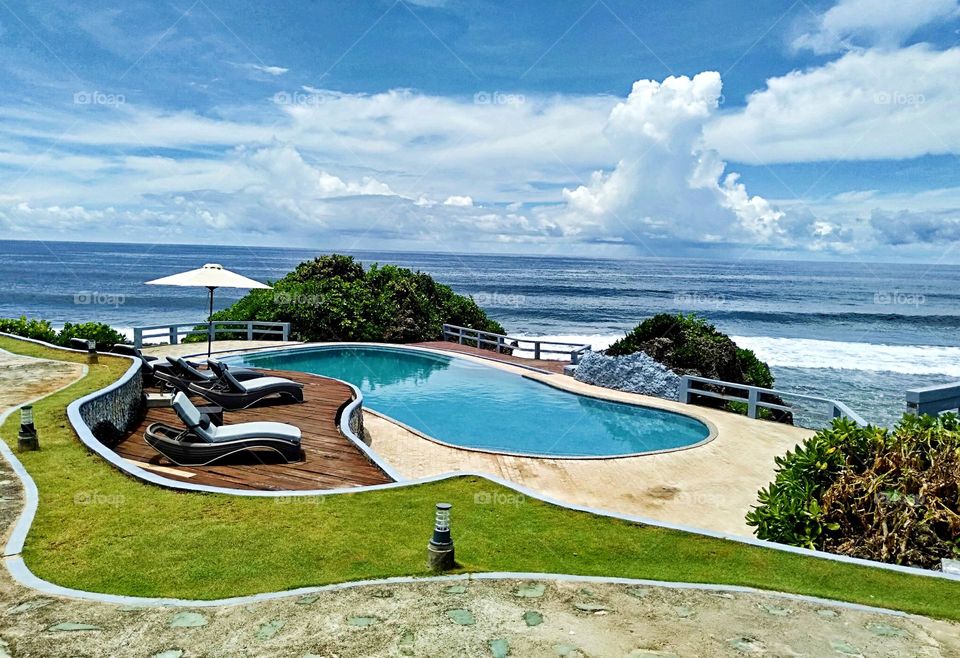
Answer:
[606,313,784,420]
[747,414,960,568]
[607,313,774,387]
[0,316,58,344]
[204,254,506,345]
[0,316,126,350]
[57,322,127,350]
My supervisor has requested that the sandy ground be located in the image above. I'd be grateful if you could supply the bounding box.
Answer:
[0,350,84,412]
[2,346,959,656]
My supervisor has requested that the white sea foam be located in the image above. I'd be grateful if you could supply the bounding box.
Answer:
[732,335,960,377]
[514,332,960,377]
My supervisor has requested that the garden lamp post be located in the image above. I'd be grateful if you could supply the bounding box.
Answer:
[427,502,455,570]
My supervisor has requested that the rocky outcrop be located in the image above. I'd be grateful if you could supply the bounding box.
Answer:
[573,350,681,400]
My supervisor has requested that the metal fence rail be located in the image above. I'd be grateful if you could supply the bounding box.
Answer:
[680,374,867,428]
[442,323,592,364]
[906,382,960,416]
[133,321,290,348]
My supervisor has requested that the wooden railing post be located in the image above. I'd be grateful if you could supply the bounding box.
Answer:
[133,327,142,348]
[169,326,178,345]
[534,342,541,359]
[747,388,759,418]
[282,323,290,341]
[247,321,254,341]
[679,376,690,404]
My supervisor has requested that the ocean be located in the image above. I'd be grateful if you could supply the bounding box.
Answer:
[2,239,958,427]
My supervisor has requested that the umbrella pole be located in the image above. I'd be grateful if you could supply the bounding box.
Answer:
[207,286,215,358]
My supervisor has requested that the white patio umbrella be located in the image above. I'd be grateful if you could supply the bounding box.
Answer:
[146,263,271,357]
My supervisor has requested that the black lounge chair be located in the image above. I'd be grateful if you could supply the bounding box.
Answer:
[144,392,302,465]
[152,357,260,395]
[166,356,261,383]
[187,359,304,409]
[110,344,175,385]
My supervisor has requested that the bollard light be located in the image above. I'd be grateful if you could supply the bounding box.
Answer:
[427,502,455,571]
[18,405,39,451]
[85,339,98,364]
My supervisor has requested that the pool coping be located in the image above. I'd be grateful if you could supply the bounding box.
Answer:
[2,334,960,615]
[230,343,718,461]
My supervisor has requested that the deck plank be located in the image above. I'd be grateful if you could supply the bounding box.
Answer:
[113,368,392,490]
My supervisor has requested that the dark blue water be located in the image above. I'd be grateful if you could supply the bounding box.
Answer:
[2,239,958,426]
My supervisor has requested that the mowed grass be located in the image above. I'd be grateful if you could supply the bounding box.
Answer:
[2,336,960,619]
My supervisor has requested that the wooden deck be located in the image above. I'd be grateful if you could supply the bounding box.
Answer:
[114,369,392,491]
[412,341,571,374]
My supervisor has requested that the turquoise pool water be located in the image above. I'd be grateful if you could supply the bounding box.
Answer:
[228,346,711,458]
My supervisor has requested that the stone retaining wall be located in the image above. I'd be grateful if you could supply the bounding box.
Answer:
[79,369,144,448]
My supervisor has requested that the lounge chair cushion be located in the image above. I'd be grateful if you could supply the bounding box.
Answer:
[239,376,300,392]
[172,392,203,428]
[209,421,301,443]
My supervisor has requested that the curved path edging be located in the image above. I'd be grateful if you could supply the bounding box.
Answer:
[0,335,957,616]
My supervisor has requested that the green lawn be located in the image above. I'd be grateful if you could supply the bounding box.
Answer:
[2,335,959,619]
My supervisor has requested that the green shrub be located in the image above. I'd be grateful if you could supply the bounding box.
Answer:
[607,313,773,387]
[606,313,782,419]
[0,316,58,344]
[747,413,960,568]
[203,254,505,345]
[56,322,126,350]
[0,317,126,350]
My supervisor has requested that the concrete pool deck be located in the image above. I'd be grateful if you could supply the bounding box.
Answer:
[362,351,814,537]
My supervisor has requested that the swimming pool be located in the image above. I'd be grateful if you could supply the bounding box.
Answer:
[227,345,712,458]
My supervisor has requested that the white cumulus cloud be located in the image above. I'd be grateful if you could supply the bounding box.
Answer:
[706,45,960,164]
[792,0,959,54]
[560,73,783,244]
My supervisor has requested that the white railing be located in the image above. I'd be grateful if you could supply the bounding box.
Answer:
[906,382,960,416]
[442,323,592,364]
[680,375,867,428]
[133,321,291,348]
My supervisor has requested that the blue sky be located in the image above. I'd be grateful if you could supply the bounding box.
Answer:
[1,0,959,261]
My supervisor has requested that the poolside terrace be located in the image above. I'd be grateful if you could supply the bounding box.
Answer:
[121,340,815,535]
[113,367,392,490]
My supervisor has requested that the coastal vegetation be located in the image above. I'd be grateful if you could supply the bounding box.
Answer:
[606,313,788,420]
[607,313,773,388]
[0,316,125,350]
[196,254,504,344]
[3,334,960,619]
[747,414,960,569]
